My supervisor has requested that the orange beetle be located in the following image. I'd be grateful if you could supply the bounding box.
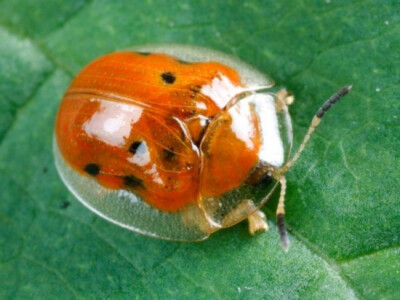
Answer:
[54,45,350,249]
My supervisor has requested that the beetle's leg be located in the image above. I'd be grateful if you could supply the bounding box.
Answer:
[277,176,289,251]
[220,199,268,233]
[275,89,294,112]
[248,209,269,234]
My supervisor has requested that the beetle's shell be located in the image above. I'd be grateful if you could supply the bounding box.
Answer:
[54,45,292,240]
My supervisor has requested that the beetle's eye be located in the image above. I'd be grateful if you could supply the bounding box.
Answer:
[251,173,273,189]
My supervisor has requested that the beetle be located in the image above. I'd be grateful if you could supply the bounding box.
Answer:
[54,44,351,250]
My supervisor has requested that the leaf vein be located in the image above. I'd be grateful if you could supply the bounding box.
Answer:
[264,207,362,299]
[42,0,96,38]
[339,141,360,180]
[0,67,55,147]
[337,244,400,264]
[0,22,75,76]
[286,21,400,83]
[22,254,80,298]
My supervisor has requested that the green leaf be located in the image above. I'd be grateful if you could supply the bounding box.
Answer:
[0,0,399,298]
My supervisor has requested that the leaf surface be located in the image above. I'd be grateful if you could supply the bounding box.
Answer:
[0,0,399,298]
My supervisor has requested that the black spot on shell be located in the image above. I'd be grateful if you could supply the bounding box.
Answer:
[161,72,176,84]
[123,175,143,188]
[84,163,100,176]
[129,141,143,154]
[136,51,151,56]
[178,59,191,65]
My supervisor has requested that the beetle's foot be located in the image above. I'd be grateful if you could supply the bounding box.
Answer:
[276,89,294,112]
[248,209,269,234]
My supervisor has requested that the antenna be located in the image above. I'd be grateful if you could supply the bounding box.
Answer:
[279,85,352,175]
[273,85,352,251]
